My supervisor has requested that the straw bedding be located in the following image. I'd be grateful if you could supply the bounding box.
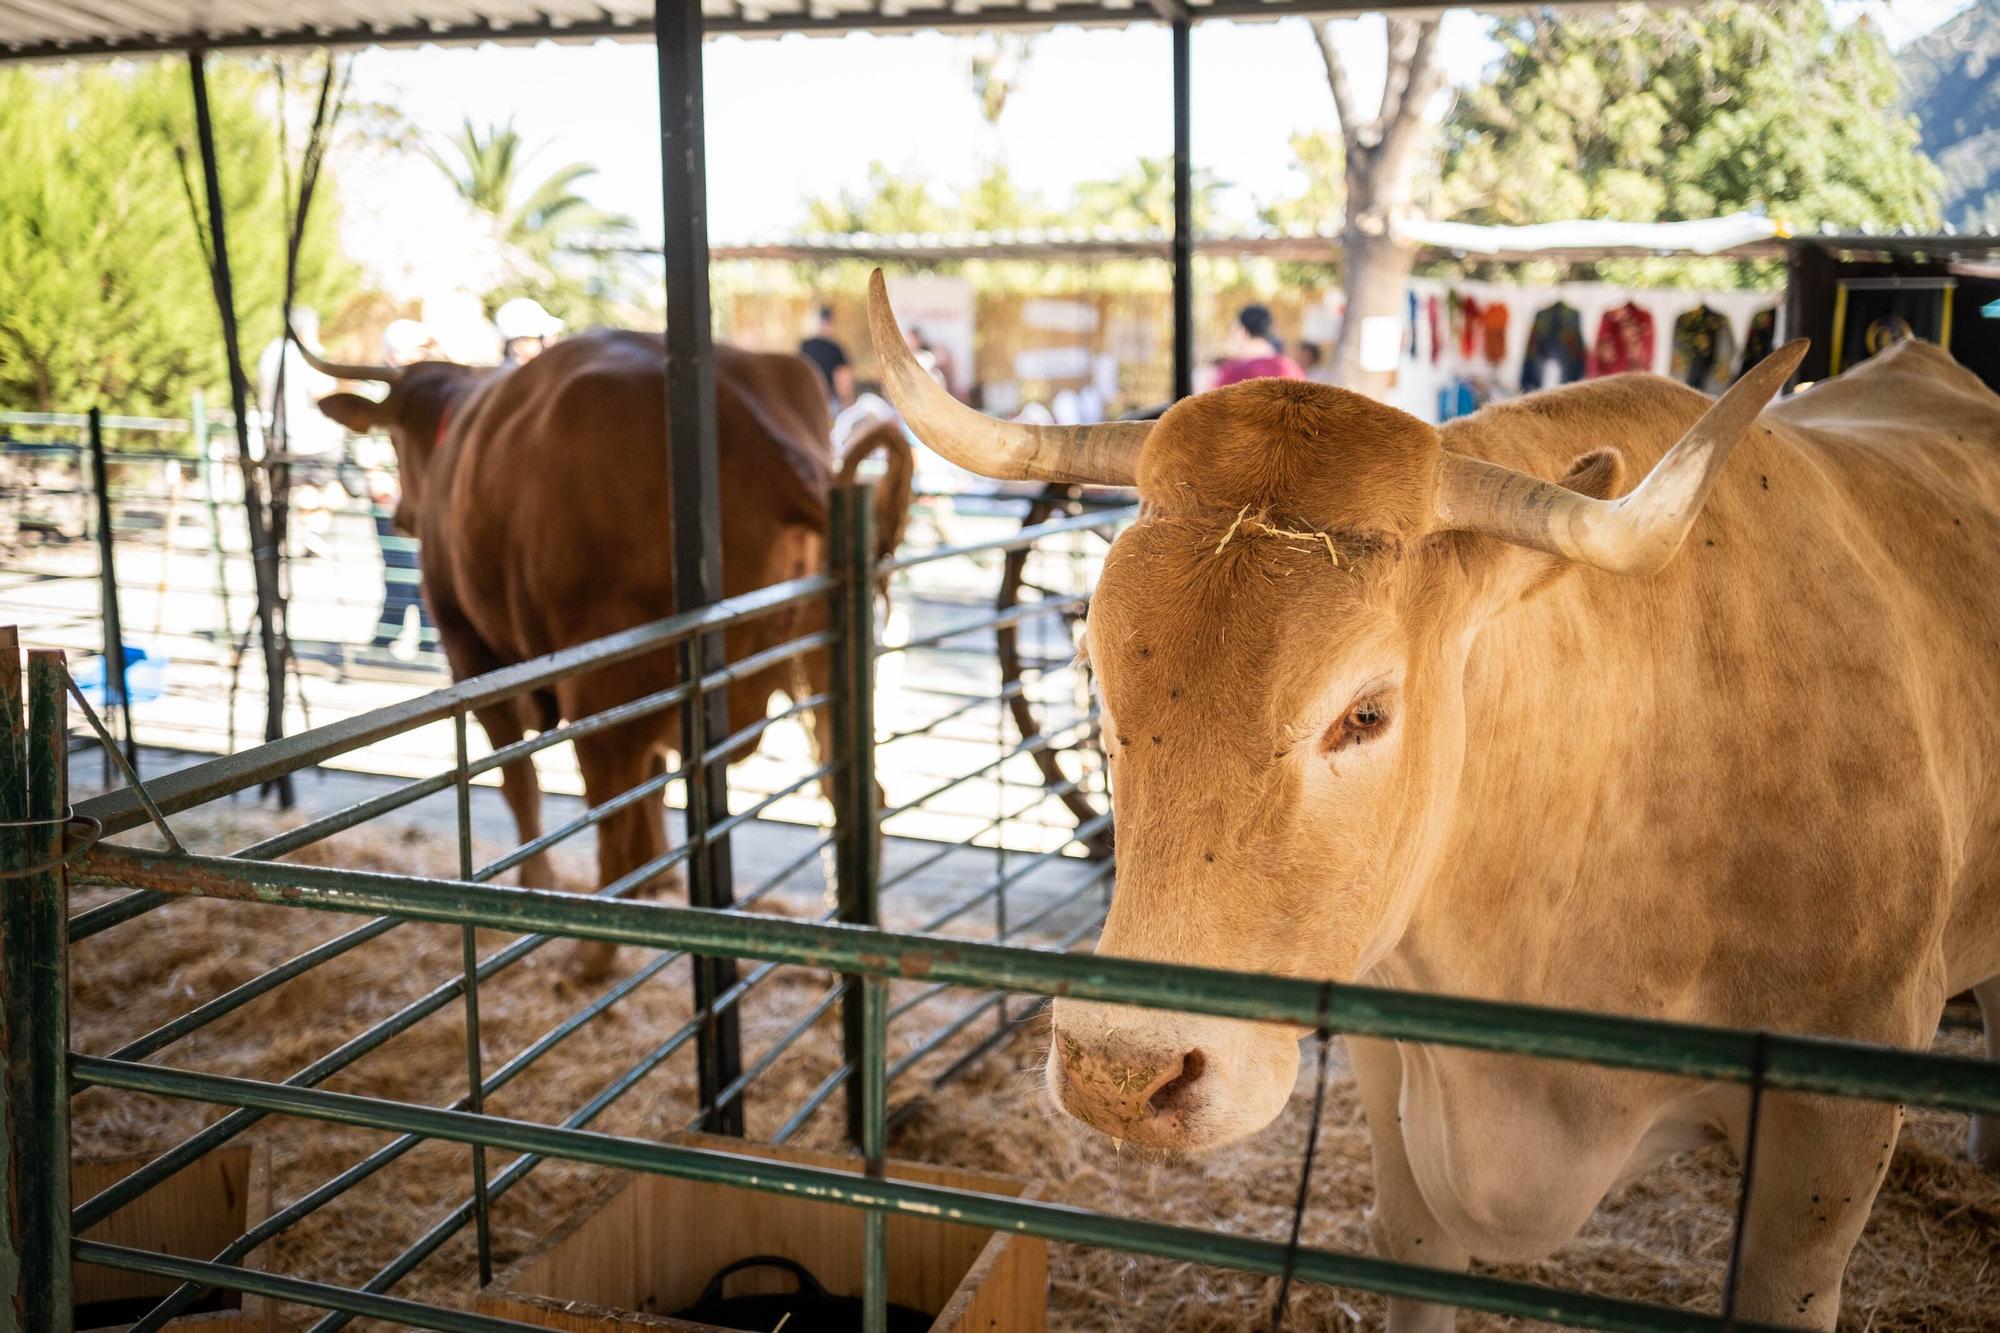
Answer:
[69,808,1999,1331]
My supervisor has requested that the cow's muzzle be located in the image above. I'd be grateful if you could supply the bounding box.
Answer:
[1046,1000,1300,1151]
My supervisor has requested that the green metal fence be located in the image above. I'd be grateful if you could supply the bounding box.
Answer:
[4,484,1998,1333]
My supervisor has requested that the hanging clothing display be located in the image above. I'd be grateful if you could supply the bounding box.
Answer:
[1736,308,1778,380]
[1520,302,1587,389]
[1480,302,1510,364]
[1588,303,1656,377]
[1427,295,1444,365]
[1670,305,1737,393]
[1449,292,1482,359]
[1438,378,1489,422]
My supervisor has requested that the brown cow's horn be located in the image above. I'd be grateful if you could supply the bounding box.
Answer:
[1433,338,1809,575]
[290,326,400,384]
[866,269,1148,486]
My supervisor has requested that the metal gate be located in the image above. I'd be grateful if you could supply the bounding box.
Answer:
[5,484,1998,1333]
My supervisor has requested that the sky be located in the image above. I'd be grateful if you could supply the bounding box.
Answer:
[337,0,1972,300]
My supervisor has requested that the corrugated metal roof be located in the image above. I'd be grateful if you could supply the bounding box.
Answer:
[0,1,1403,62]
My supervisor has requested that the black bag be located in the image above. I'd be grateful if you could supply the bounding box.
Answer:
[670,1255,933,1332]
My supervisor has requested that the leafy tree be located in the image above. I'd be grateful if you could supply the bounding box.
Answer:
[804,161,956,235]
[423,117,637,324]
[1436,0,1942,283]
[1312,15,1448,394]
[0,60,348,417]
[1071,155,1225,233]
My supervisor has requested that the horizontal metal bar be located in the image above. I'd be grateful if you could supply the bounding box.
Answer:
[881,505,1134,574]
[998,860,1119,941]
[773,1063,850,1143]
[70,1057,1792,1333]
[706,689,831,770]
[737,830,836,908]
[73,1241,546,1333]
[74,575,836,838]
[73,844,2000,1115]
[705,762,836,844]
[234,770,460,861]
[879,592,1088,658]
[878,710,1099,823]
[919,812,1115,934]
[477,765,684,881]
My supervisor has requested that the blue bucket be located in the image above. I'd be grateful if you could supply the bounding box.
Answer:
[73,644,169,707]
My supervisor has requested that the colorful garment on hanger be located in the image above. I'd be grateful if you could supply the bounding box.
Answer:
[1427,295,1443,365]
[1736,308,1778,381]
[1519,301,1587,389]
[1589,303,1655,377]
[1438,378,1485,422]
[1670,305,1737,393]
[1481,302,1510,363]
[1408,291,1421,358]
[1449,292,1481,360]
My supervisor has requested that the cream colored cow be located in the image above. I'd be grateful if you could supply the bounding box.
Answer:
[868,271,2000,1331]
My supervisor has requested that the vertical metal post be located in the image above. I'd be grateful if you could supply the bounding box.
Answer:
[1171,16,1195,402]
[2,632,72,1332]
[657,0,743,1139]
[453,711,493,1286]
[859,975,888,1333]
[188,49,292,808]
[87,408,138,778]
[831,485,879,1146]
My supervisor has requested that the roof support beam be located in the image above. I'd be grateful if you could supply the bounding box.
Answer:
[1171,15,1194,401]
[655,0,745,1140]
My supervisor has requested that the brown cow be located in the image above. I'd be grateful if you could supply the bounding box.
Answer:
[304,330,912,974]
[868,266,2000,1331]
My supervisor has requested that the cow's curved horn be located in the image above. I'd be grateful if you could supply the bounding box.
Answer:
[866,269,1148,485]
[1434,339,1809,575]
[290,327,400,384]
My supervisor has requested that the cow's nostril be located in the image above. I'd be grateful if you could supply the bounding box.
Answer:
[1147,1049,1207,1115]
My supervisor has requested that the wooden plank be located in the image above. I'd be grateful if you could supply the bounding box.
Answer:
[481,1135,1046,1332]
[71,1144,271,1331]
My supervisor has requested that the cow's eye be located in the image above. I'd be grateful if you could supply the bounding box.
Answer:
[1320,698,1390,755]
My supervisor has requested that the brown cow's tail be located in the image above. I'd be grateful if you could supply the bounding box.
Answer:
[836,420,917,587]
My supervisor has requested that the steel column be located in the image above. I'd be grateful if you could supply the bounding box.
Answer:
[87,408,138,779]
[2,635,72,1331]
[1171,17,1195,401]
[187,49,292,808]
[830,485,879,1146]
[657,1,742,1138]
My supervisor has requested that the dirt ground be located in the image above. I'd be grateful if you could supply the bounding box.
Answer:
[68,809,2000,1331]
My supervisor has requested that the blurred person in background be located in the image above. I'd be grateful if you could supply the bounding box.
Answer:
[1216,304,1304,386]
[799,304,855,411]
[496,297,564,366]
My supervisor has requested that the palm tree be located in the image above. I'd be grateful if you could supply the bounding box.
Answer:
[423,118,635,318]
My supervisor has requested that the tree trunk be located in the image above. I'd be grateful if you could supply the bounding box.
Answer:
[1315,16,1446,400]
[1328,223,1420,399]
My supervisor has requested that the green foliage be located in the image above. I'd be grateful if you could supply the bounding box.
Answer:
[425,117,639,326]
[0,60,349,416]
[803,161,956,235]
[1435,0,1942,286]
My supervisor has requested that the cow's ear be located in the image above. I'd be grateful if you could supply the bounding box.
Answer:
[1459,447,1627,613]
[316,392,385,435]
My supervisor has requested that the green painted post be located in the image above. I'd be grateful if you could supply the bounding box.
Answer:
[830,484,878,1147]
[453,711,493,1286]
[2,639,72,1331]
[861,975,887,1333]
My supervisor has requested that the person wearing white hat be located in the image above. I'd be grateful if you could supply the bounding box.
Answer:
[495,297,565,365]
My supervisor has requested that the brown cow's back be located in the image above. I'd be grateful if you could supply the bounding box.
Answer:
[420,331,835,670]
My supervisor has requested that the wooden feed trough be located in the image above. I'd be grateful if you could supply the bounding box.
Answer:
[478,1134,1047,1332]
[72,1145,273,1333]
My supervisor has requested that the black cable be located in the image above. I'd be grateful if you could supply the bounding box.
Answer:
[1270,982,1336,1331]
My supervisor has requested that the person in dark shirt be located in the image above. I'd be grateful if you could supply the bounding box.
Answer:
[799,305,855,409]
